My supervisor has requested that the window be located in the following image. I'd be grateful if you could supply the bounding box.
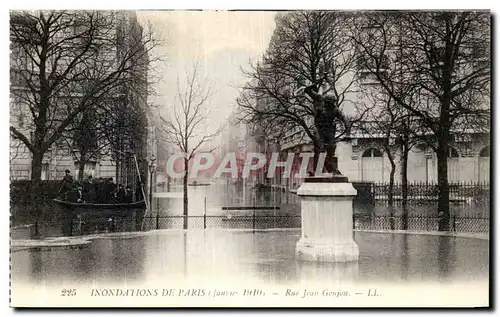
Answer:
[74,161,97,179]
[41,163,50,180]
[448,147,459,158]
[479,146,490,183]
[361,147,384,182]
[448,147,460,183]
[479,146,490,157]
[362,148,383,158]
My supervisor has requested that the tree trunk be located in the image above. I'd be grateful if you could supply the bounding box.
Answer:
[438,46,452,231]
[31,149,44,182]
[387,150,396,230]
[78,160,86,182]
[183,158,189,229]
[437,143,450,231]
[387,151,396,207]
[30,149,44,218]
[401,146,409,230]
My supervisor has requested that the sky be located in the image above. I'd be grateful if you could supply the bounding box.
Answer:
[136,11,277,150]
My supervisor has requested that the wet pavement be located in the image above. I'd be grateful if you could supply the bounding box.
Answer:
[11,229,489,288]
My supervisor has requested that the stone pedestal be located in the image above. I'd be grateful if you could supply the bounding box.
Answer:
[295,178,359,262]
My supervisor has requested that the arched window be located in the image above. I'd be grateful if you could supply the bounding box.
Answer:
[362,148,383,158]
[479,146,490,183]
[448,147,460,183]
[479,146,490,157]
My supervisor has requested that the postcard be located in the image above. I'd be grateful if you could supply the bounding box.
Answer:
[9,9,490,308]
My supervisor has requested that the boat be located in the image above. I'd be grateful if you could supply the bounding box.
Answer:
[188,180,211,187]
[53,197,146,218]
[53,198,146,210]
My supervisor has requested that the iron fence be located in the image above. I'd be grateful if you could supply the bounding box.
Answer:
[373,181,490,205]
[13,212,488,240]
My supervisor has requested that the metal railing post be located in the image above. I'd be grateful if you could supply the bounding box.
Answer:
[253,209,256,233]
[253,197,256,233]
[204,197,207,229]
[69,218,73,236]
[156,211,160,230]
[35,220,39,237]
[452,213,456,233]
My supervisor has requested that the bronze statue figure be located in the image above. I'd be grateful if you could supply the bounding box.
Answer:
[295,83,351,176]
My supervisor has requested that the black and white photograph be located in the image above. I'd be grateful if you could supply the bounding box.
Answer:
[8,9,491,307]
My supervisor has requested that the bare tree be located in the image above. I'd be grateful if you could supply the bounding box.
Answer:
[358,87,424,229]
[159,64,222,229]
[9,10,159,193]
[354,11,490,231]
[238,11,364,175]
[357,92,401,206]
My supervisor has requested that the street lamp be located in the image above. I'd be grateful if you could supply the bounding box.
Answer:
[148,155,156,215]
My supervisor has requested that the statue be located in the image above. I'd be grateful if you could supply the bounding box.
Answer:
[295,83,351,176]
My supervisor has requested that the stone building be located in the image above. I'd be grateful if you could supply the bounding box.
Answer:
[245,13,491,188]
[9,11,158,188]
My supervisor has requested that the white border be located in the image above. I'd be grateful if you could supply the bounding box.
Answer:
[2,1,497,316]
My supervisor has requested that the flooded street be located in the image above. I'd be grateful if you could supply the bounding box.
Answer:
[11,183,490,238]
[11,230,489,287]
[155,183,489,218]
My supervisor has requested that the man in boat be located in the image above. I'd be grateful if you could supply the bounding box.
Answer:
[66,184,84,203]
[114,183,125,203]
[94,177,105,203]
[76,186,84,203]
[83,175,96,203]
[59,170,74,196]
[103,178,116,203]
[124,186,133,203]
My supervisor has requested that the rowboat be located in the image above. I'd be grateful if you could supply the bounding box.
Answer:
[188,181,211,187]
[53,197,146,218]
[53,199,146,210]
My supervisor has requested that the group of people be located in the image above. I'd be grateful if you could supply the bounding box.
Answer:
[60,170,145,204]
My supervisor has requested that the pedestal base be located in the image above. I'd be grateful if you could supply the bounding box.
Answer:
[295,180,359,263]
[296,240,359,263]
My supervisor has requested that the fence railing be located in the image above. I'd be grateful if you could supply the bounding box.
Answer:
[372,181,490,205]
[13,212,489,240]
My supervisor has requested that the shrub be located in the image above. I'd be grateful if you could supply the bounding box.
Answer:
[10,180,62,205]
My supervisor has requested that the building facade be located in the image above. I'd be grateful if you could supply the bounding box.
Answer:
[9,11,158,188]
[244,12,491,188]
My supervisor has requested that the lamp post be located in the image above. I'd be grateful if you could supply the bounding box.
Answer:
[148,155,156,216]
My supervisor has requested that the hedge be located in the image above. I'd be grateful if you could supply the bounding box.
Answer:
[10,180,62,205]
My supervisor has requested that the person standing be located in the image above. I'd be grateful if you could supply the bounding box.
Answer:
[124,186,133,203]
[83,175,96,203]
[114,184,125,203]
[59,170,74,200]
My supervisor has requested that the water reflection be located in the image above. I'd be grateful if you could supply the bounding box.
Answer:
[11,230,488,289]
[400,234,409,280]
[438,236,456,281]
[296,261,359,284]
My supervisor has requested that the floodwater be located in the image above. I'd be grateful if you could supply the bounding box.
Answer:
[144,183,489,233]
[157,183,489,217]
[10,183,490,306]
[11,230,489,288]
[10,183,490,239]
